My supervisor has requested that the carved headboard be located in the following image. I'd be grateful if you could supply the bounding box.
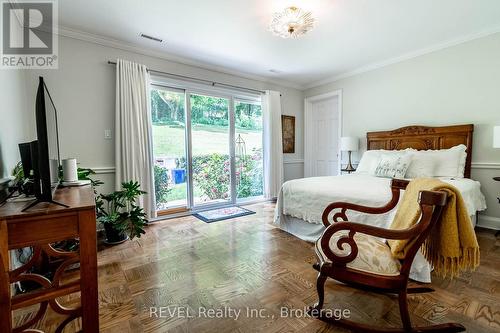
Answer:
[366,124,474,178]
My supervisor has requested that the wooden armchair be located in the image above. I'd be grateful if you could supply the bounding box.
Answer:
[310,179,465,333]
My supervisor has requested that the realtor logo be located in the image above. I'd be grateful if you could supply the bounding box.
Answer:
[1,0,58,68]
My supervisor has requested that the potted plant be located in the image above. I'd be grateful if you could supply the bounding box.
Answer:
[96,181,147,244]
[76,167,104,190]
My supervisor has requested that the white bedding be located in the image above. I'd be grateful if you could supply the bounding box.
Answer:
[273,174,487,282]
[275,174,486,228]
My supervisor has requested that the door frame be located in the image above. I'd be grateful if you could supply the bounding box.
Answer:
[150,79,265,216]
[304,90,343,178]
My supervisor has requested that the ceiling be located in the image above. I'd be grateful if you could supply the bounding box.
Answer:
[58,0,500,88]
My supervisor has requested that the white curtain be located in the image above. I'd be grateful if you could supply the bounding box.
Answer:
[115,59,156,219]
[263,90,284,199]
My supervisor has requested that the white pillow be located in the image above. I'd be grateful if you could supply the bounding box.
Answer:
[355,151,381,174]
[356,149,412,175]
[405,144,467,178]
[374,154,413,178]
[404,152,436,178]
[456,145,467,177]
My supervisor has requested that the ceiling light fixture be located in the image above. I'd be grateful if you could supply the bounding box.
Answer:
[269,6,315,39]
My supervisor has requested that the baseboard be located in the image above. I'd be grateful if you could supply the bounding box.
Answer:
[477,214,500,230]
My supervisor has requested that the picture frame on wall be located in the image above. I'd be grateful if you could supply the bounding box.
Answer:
[281,115,295,154]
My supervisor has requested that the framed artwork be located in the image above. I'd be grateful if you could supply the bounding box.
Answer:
[281,115,295,153]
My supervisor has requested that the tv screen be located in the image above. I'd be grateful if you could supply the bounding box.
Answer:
[35,76,61,200]
[44,82,60,186]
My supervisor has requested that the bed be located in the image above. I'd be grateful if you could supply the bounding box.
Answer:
[274,124,487,283]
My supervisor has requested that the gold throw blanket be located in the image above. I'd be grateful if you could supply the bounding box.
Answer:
[388,178,479,278]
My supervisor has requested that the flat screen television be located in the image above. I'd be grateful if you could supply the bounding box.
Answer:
[36,76,61,197]
[23,76,67,211]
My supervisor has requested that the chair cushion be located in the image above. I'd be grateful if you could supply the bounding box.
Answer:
[316,231,402,276]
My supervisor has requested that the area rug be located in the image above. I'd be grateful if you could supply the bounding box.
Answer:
[193,206,255,223]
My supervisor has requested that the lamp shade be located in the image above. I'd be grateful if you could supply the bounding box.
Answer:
[340,137,359,152]
[494,126,500,148]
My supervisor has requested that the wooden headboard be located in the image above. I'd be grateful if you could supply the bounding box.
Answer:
[366,124,474,178]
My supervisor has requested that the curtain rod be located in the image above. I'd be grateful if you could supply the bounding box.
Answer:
[107,61,266,95]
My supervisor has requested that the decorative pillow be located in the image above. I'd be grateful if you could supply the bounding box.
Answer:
[374,154,412,178]
[356,149,412,175]
[405,144,467,178]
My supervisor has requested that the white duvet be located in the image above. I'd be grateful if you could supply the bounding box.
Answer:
[275,174,487,230]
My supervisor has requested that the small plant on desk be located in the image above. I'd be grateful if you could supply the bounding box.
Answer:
[96,181,148,244]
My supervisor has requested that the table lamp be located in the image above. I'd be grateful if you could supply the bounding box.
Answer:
[340,137,359,173]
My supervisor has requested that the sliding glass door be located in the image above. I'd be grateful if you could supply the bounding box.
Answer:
[151,84,263,215]
[189,93,231,207]
[234,99,263,201]
[151,85,188,212]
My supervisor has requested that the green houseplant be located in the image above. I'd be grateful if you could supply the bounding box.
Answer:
[96,181,147,244]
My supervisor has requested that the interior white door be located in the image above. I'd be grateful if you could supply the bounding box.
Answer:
[305,95,340,177]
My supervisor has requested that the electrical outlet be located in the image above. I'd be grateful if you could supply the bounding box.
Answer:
[104,129,112,139]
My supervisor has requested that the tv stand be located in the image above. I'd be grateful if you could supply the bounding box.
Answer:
[0,186,99,332]
[21,198,69,212]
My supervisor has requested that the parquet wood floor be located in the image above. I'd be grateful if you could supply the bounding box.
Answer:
[12,202,500,332]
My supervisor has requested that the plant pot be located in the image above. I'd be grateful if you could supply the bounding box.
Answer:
[103,223,129,245]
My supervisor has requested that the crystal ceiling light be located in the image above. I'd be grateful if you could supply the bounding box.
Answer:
[269,6,315,39]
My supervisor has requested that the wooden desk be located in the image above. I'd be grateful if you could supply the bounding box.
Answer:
[0,186,98,332]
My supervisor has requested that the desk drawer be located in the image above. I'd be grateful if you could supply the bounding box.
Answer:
[7,213,80,249]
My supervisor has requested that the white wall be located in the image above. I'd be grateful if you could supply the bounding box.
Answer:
[23,35,304,193]
[0,69,33,179]
[304,32,500,226]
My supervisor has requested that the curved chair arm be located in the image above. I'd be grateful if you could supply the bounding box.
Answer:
[322,179,409,227]
[319,190,446,265]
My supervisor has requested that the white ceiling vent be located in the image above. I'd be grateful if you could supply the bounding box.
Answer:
[140,33,163,43]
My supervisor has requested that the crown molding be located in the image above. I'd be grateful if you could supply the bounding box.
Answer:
[304,25,500,90]
[56,26,303,90]
[36,22,500,92]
